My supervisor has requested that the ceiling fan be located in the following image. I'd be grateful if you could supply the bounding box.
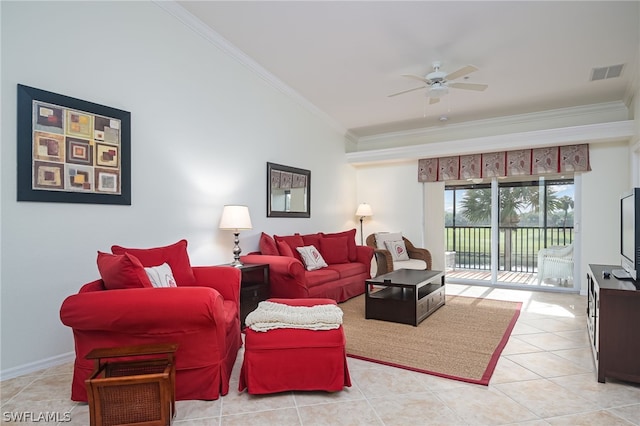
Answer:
[388,61,488,104]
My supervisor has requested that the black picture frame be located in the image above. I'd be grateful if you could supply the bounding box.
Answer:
[267,162,310,218]
[17,84,131,205]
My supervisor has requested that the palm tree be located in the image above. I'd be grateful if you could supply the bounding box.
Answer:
[529,186,561,214]
[459,188,491,225]
[557,195,574,227]
[545,189,562,214]
[459,186,539,270]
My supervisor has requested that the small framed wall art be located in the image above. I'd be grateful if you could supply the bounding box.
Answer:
[267,162,311,218]
[16,84,131,205]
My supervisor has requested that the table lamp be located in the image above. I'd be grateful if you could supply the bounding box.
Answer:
[219,205,253,267]
[355,203,373,245]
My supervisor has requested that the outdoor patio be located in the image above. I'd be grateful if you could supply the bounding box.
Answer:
[445,268,574,289]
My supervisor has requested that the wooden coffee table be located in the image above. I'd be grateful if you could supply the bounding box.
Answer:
[365,269,445,326]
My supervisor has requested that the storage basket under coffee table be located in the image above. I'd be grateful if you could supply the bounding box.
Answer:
[85,343,178,426]
[365,269,445,326]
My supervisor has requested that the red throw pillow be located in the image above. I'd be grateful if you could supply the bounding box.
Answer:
[323,229,357,261]
[276,240,295,258]
[301,232,322,248]
[111,239,196,287]
[319,237,350,264]
[259,232,279,256]
[97,251,153,290]
[274,234,305,262]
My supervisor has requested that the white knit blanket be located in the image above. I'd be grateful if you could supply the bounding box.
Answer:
[245,301,343,332]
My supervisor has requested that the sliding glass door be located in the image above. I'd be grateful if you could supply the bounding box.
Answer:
[445,177,575,290]
[446,185,492,274]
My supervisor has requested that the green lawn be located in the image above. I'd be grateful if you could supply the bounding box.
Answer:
[445,226,573,268]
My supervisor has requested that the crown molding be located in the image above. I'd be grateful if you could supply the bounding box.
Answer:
[344,130,359,144]
[346,120,636,165]
[356,101,629,144]
[153,1,348,137]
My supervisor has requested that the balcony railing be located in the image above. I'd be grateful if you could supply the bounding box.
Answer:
[445,226,574,273]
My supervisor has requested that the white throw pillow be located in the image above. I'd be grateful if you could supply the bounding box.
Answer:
[384,240,410,261]
[296,245,328,271]
[375,232,403,250]
[144,262,177,288]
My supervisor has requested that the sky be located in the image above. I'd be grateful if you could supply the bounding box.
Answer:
[444,179,575,215]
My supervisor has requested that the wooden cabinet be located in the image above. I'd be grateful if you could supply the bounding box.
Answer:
[587,264,640,384]
[238,263,270,328]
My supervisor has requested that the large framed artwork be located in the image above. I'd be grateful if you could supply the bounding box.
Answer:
[17,84,131,205]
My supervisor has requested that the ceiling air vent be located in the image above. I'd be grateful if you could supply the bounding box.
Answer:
[590,64,624,81]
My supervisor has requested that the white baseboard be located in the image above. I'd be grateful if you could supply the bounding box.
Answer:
[0,351,75,381]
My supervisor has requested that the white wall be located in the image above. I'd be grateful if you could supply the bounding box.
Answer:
[631,88,640,187]
[580,142,631,291]
[0,1,356,377]
[355,161,424,246]
[424,182,445,271]
[633,2,640,187]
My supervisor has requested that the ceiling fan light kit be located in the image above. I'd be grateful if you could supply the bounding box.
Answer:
[428,83,449,98]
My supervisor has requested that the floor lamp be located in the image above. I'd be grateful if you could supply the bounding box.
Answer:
[355,203,373,245]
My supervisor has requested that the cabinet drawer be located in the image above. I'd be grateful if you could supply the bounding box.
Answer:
[417,296,430,318]
[430,287,445,307]
[417,286,445,318]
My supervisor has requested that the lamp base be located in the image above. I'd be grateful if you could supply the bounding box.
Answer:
[231,232,243,267]
[230,259,244,268]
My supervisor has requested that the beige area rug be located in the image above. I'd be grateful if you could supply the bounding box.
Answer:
[339,294,521,385]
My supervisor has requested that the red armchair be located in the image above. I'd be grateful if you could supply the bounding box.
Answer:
[60,266,242,401]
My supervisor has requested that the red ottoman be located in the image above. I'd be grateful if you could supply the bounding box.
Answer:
[238,298,351,394]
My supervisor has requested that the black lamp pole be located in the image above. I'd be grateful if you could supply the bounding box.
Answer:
[355,203,372,246]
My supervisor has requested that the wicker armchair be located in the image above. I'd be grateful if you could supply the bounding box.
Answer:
[537,243,574,285]
[366,233,432,276]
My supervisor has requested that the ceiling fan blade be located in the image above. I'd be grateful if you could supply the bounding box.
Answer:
[401,74,430,84]
[449,82,488,91]
[429,97,440,105]
[388,86,425,97]
[445,65,478,81]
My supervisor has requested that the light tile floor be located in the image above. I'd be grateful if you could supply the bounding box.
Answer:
[2,283,640,425]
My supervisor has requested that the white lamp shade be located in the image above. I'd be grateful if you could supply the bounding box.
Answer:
[219,205,253,231]
[355,203,373,217]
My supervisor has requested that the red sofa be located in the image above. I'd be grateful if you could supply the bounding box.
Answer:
[59,240,242,401]
[241,229,374,302]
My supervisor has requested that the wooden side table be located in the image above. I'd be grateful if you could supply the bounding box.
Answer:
[237,263,270,328]
[85,343,177,426]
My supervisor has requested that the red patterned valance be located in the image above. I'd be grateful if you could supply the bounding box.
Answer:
[418,144,591,182]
